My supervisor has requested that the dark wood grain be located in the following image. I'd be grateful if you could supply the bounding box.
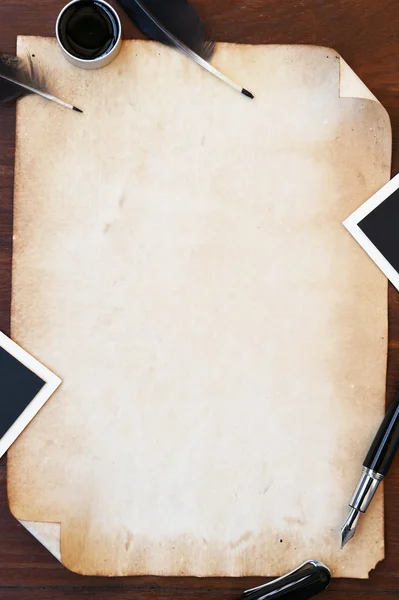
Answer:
[1,1,399,598]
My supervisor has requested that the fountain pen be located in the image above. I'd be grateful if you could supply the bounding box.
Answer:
[341,388,399,548]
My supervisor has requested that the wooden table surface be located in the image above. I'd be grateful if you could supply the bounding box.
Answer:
[1,0,399,598]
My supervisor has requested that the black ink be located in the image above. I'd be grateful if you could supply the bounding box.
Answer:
[242,88,254,99]
[58,0,119,60]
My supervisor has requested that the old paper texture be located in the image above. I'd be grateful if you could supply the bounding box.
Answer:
[9,37,391,578]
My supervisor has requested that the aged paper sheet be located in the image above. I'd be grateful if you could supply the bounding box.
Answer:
[9,37,391,578]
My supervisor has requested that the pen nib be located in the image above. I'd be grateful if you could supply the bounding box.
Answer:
[341,507,361,548]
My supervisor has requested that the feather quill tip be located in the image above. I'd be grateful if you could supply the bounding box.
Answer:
[242,89,254,99]
[73,106,83,113]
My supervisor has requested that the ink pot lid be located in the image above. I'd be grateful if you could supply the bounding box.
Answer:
[56,0,122,70]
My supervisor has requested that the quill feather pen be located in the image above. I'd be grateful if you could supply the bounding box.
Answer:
[115,0,254,98]
[0,54,82,112]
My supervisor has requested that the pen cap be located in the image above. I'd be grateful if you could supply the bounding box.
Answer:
[241,560,331,600]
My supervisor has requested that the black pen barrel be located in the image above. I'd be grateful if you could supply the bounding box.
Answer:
[364,389,399,476]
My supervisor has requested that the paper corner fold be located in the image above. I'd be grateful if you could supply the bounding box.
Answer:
[338,56,379,102]
[19,520,62,562]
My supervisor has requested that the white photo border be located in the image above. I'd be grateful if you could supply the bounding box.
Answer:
[0,332,62,458]
[344,172,399,292]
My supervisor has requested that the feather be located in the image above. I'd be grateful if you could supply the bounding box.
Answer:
[115,0,254,98]
[0,54,83,112]
[124,0,215,60]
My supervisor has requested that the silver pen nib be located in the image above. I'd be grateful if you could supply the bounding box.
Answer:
[341,507,361,548]
[341,467,383,549]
